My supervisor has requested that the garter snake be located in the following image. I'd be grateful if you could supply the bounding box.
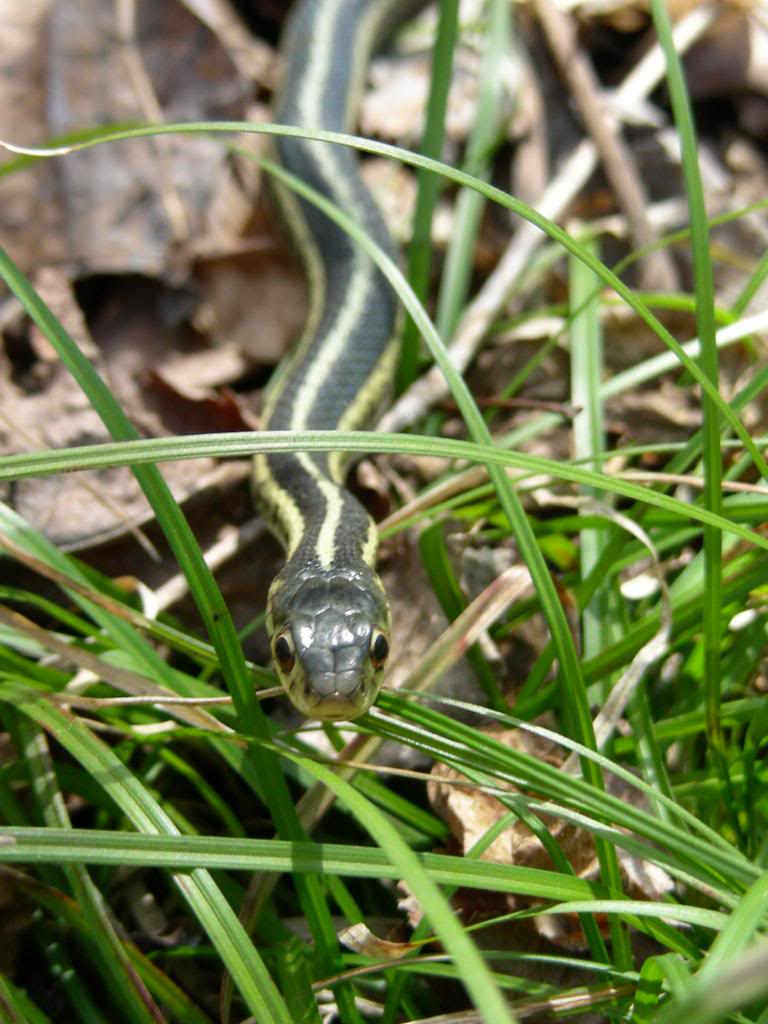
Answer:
[253,0,426,720]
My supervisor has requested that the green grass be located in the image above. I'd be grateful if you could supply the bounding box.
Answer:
[1,4,768,1022]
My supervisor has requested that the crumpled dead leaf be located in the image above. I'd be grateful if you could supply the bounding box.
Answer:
[425,725,675,948]
[0,0,244,277]
[0,0,63,268]
[0,271,244,550]
[338,921,420,959]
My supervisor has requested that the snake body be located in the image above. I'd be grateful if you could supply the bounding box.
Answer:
[254,0,422,720]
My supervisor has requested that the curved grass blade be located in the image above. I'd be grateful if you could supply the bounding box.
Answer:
[2,431,768,556]
[2,122,764,480]
[0,825,608,900]
[649,0,738,844]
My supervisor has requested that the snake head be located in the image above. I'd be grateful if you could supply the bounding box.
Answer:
[267,566,390,721]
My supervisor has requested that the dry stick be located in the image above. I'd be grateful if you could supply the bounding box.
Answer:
[152,514,265,613]
[67,461,251,555]
[441,396,578,415]
[1,481,255,624]
[0,528,157,625]
[656,124,768,246]
[0,513,265,648]
[60,693,234,709]
[178,0,275,84]
[615,471,768,497]
[534,0,679,292]
[378,4,718,434]
[380,454,768,540]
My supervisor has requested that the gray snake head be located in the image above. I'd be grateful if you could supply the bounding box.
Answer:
[267,564,390,720]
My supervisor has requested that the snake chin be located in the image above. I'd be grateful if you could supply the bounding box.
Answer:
[280,654,382,722]
[294,684,377,723]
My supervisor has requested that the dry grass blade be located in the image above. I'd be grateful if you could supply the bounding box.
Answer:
[0,603,228,734]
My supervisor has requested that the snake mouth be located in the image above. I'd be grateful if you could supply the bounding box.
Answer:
[309,697,366,722]
[297,673,375,721]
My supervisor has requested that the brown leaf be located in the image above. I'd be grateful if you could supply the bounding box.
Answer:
[1,273,225,550]
[194,245,308,367]
[427,726,674,947]
[338,922,419,959]
[144,369,254,433]
[0,0,64,268]
[1,0,244,277]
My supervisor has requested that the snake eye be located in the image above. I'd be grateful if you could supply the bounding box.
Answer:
[274,634,295,672]
[370,631,389,669]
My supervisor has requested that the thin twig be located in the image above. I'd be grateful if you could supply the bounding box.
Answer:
[533,0,678,291]
[153,515,265,612]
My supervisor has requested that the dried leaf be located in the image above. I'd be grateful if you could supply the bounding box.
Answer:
[338,922,419,959]
[428,726,675,947]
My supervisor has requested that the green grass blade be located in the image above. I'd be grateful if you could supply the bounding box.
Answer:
[398,0,460,390]
[434,0,509,340]
[0,974,51,1024]
[275,938,323,1024]
[4,431,768,554]
[655,938,768,1024]
[648,0,738,843]
[697,870,768,979]
[16,717,163,1023]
